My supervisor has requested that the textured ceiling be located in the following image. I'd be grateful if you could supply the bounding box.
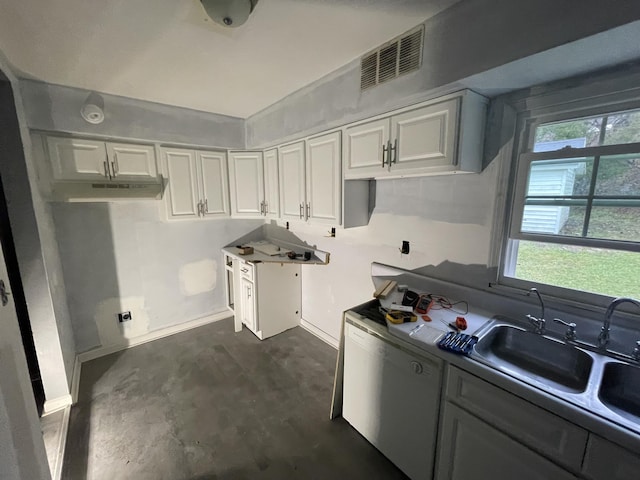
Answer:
[0,0,461,118]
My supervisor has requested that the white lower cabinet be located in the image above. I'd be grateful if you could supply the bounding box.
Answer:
[240,276,256,332]
[436,403,578,480]
[342,323,443,480]
[226,253,301,340]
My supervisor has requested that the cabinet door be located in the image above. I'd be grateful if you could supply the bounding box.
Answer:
[306,132,341,225]
[343,324,442,480]
[162,148,199,219]
[240,277,256,332]
[263,149,280,218]
[582,435,640,480]
[279,142,306,221]
[47,136,109,181]
[197,151,229,217]
[435,402,577,480]
[106,142,157,180]
[343,118,390,179]
[228,151,264,218]
[390,99,459,172]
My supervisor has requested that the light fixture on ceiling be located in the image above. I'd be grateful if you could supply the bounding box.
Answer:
[200,0,259,28]
[80,92,105,125]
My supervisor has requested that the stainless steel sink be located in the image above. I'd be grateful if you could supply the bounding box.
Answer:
[474,325,593,393]
[599,362,640,421]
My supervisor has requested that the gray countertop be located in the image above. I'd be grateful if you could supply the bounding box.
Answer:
[223,245,327,265]
[344,310,640,456]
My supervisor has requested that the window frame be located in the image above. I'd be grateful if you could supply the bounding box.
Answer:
[496,84,640,308]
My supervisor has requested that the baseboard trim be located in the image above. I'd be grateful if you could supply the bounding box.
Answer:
[70,356,81,405]
[78,311,232,363]
[51,405,71,480]
[300,319,339,349]
[43,394,72,415]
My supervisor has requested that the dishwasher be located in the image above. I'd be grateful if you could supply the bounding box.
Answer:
[342,320,443,480]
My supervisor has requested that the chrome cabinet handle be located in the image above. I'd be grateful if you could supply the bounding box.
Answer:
[306,202,310,218]
[260,201,265,215]
[263,201,268,215]
[204,199,208,214]
[390,138,398,165]
[197,200,202,217]
[299,203,304,219]
[0,279,11,306]
[382,142,389,167]
[112,152,119,176]
[103,161,111,179]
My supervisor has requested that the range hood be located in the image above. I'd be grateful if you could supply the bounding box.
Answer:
[50,180,164,202]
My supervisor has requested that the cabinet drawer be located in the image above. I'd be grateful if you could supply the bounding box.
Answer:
[582,435,640,480]
[239,261,254,281]
[446,366,588,471]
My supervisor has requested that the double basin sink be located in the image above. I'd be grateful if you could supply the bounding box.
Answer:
[471,319,640,431]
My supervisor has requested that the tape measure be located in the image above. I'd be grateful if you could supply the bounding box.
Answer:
[386,310,418,324]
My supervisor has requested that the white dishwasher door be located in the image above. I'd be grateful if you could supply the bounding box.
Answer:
[343,322,443,480]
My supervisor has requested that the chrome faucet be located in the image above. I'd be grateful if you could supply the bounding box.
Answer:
[526,287,546,335]
[553,318,577,341]
[598,297,640,349]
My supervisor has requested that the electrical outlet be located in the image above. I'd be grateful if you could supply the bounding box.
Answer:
[401,240,410,255]
[117,311,132,323]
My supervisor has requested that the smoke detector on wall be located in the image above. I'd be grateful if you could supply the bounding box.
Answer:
[200,0,259,27]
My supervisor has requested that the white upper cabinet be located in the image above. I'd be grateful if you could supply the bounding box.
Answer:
[343,118,390,178]
[162,147,229,220]
[105,143,157,180]
[306,131,341,224]
[197,150,229,217]
[279,141,307,222]
[391,101,458,172]
[343,90,487,179]
[228,151,264,218]
[163,148,199,218]
[263,149,280,219]
[47,136,159,182]
[47,137,110,181]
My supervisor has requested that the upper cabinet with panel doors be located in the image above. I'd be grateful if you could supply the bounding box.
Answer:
[46,136,158,182]
[279,132,342,225]
[343,90,488,179]
[162,147,229,220]
[228,151,279,219]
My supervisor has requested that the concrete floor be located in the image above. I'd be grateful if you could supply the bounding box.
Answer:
[62,318,407,479]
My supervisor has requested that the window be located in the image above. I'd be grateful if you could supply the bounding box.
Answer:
[503,106,640,300]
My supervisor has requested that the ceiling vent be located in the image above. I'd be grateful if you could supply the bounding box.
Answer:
[360,26,424,91]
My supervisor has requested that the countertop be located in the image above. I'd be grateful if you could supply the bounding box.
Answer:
[223,241,328,265]
[343,309,640,456]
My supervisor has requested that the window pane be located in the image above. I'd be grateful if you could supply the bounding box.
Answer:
[587,207,640,242]
[508,240,640,298]
[534,107,640,150]
[534,119,602,148]
[526,158,593,197]
[595,155,640,196]
[602,109,640,145]
[521,204,585,236]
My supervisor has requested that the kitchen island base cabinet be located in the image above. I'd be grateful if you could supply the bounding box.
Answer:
[342,323,443,480]
[228,255,301,340]
[435,403,578,480]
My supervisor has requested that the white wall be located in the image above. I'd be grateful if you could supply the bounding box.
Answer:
[288,162,502,342]
[0,65,75,407]
[51,201,263,354]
